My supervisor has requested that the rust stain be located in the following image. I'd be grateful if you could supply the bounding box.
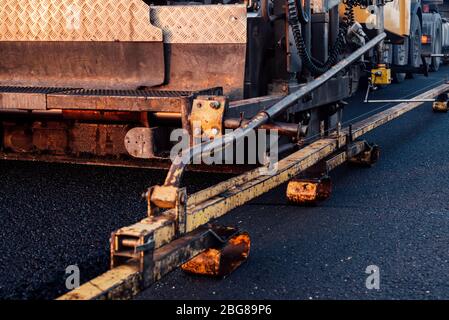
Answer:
[181,232,250,277]
[286,177,332,205]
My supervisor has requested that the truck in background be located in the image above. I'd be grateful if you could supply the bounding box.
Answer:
[352,0,449,81]
[421,0,449,69]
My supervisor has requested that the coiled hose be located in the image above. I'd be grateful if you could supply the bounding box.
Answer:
[287,0,366,75]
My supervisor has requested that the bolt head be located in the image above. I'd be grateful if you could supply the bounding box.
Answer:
[211,127,219,136]
[210,101,221,109]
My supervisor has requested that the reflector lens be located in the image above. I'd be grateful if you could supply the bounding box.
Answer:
[421,35,431,44]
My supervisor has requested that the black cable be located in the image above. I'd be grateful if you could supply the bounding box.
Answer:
[288,0,366,75]
[296,0,310,24]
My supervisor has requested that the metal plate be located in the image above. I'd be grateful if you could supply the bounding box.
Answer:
[125,127,155,159]
[0,87,74,110]
[0,41,165,90]
[0,0,162,41]
[150,5,247,44]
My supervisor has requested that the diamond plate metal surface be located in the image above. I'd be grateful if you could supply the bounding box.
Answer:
[0,0,162,41]
[150,5,247,44]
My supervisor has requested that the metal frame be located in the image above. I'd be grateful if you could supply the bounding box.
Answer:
[58,82,449,300]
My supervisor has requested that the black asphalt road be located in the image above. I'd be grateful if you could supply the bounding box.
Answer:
[0,164,231,299]
[1,67,449,299]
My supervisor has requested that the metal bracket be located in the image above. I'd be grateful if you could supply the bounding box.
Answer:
[110,223,155,287]
[370,64,391,86]
[147,185,187,236]
[136,237,155,253]
[190,96,227,140]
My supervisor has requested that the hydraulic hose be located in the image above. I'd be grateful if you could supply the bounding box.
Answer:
[288,0,367,75]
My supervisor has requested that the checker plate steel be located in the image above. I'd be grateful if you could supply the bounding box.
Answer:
[150,5,247,44]
[0,0,162,41]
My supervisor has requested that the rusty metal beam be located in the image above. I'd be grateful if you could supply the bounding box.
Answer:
[46,92,190,112]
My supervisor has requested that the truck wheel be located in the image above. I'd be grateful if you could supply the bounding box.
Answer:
[393,38,409,83]
[407,13,422,78]
[431,28,442,72]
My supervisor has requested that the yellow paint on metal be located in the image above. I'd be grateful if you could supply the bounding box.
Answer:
[150,185,180,210]
[371,65,392,85]
[432,101,448,112]
[185,138,341,232]
[340,0,411,37]
[190,96,227,140]
[113,215,175,251]
[286,178,332,204]
[57,263,140,300]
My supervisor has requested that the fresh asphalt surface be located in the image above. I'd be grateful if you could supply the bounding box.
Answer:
[1,67,449,299]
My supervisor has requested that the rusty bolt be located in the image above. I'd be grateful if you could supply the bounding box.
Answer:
[196,102,203,108]
[194,127,202,136]
[210,127,220,136]
[179,193,187,205]
[210,101,221,109]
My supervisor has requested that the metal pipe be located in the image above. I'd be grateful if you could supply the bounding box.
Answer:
[62,110,143,122]
[0,109,183,124]
[422,53,449,58]
[364,99,435,103]
[159,33,387,189]
[376,3,385,65]
[152,112,182,121]
[120,238,139,248]
[0,109,63,116]
[224,118,299,137]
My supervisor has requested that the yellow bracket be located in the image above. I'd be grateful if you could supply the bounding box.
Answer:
[190,96,227,140]
[371,64,392,85]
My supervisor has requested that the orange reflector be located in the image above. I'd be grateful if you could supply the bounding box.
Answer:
[286,177,332,205]
[421,34,431,44]
[181,232,250,277]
